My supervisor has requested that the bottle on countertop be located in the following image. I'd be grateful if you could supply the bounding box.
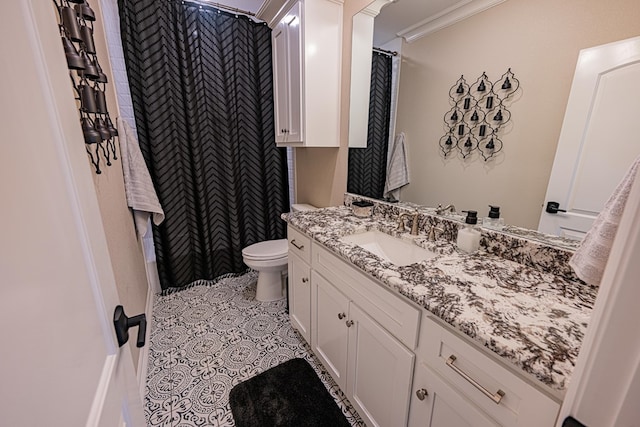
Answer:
[456,210,481,253]
[483,205,505,230]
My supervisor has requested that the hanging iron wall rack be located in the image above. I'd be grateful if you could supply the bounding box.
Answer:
[439,69,519,161]
[53,0,118,174]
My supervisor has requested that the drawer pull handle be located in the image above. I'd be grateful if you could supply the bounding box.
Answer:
[416,388,428,401]
[338,312,346,319]
[290,239,304,250]
[345,320,354,327]
[302,277,309,283]
[446,355,505,404]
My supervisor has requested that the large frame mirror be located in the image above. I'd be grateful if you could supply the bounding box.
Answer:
[347,0,640,232]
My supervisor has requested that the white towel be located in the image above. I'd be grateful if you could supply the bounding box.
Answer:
[569,155,640,286]
[118,118,165,237]
[384,132,410,199]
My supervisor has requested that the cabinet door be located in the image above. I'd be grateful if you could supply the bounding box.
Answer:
[288,253,311,343]
[272,21,289,144]
[409,362,499,427]
[312,271,349,391]
[284,1,302,143]
[347,304,415,427]
[272,2,303,144]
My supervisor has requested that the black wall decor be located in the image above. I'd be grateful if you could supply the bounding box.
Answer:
[439,69,519,161]
[54,0,118,174]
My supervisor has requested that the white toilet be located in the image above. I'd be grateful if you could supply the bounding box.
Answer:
[242,204,317,301]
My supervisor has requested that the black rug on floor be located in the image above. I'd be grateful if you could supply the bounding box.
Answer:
[229,358,351,427]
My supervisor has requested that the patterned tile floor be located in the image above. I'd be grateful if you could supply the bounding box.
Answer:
[145,271,364,426]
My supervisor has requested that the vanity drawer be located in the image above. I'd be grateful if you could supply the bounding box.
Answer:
[287,226,311,263]
[418,316,560,427]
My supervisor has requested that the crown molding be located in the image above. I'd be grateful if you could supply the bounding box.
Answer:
[362,0,393,18]
[398,0,506,43]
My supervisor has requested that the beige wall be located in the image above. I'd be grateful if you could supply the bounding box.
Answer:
[296,0,372,207]
[90,0,149,368]
[297,0,640,228]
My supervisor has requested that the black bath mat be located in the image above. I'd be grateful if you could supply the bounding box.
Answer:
[229,358,350,427]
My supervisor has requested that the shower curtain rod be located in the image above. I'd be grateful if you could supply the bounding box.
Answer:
[184,0,256,17]
[373,47,398,57]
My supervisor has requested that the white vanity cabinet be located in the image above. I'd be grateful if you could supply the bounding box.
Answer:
[410,360,500,427]
[409,315,561,427]
[311,243,418,427]
[285,225,563,427]
[287,227,312,343]
[271,0,343,147]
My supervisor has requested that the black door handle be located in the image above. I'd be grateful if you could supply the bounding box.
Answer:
[113,305,146,348]
[546,201,567,214]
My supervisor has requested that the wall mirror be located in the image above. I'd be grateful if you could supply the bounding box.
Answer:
[347,0,640,234]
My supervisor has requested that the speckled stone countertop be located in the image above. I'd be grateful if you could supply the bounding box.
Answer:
[282,205,597,395]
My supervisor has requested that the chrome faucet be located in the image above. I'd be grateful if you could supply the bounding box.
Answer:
[397,212,420,235]
[435,204,457,215]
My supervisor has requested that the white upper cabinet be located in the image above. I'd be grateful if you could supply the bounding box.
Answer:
[272,0,343,147]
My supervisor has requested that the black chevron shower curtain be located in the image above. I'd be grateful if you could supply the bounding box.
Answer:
[347,51,393,199]
[119,0,289,290]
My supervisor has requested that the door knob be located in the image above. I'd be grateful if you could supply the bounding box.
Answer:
[416,388,429,400]
[545,201,567,214]
[338,312,346,319]
[113,305,146,348]
[345,320,354,327]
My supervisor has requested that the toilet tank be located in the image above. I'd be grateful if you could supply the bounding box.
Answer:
[291,204,317,212]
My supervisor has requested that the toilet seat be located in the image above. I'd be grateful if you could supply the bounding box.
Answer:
[242,239,288,261]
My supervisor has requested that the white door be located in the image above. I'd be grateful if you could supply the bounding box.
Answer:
[538,36,640,239]
[0,1,145,426]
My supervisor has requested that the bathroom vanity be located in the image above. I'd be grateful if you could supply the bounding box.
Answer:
[283,197,595,427]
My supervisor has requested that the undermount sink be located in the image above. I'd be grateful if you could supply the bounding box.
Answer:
[340,230,438,266]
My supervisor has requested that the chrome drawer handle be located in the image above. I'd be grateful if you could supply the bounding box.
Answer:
[446,355,505,404]
[290,239,304,250]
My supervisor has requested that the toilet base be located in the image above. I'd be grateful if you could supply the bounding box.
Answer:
[255,270,285,302]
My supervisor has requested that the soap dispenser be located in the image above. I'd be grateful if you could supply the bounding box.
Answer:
[457,210,481,253]
[484,205,505,230]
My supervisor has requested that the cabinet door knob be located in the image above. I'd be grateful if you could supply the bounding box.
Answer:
[345,320,354,327]
[302,277,309,283]
[337,312,346,319]
[416,388,428,401]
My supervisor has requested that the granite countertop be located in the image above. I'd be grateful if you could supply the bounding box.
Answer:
[282,206,597,394]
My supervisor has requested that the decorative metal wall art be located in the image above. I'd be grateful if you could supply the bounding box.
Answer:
[54,0,118,174]
[439,69,519,161]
